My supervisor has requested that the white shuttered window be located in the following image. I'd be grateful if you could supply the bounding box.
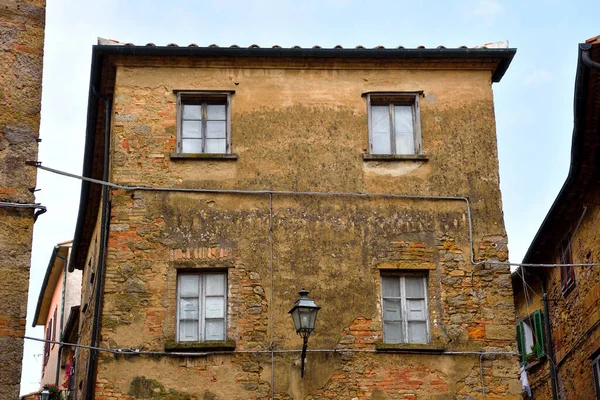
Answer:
[381,274,429,344]
[176,92,232,154]
[367,93,422,156]
[177,272,227,342]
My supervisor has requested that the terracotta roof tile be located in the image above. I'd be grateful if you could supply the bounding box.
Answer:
[96,38,512,51]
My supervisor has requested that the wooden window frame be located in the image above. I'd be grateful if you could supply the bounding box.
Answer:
[176,271,228,342]
[380,272,429,344]
[175,91,233,155]
[366,92,422,156]
[516,309,545,364]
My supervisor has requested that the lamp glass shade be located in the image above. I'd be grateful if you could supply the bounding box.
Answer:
[40,389,51,400]
[289,289,320,336]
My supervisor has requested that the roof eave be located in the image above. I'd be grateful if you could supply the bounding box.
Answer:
[522,42,598,264]
[32,246,59,327]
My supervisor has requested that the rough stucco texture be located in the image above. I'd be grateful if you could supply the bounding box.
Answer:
[0,0,44,398]
[78,58,520,399]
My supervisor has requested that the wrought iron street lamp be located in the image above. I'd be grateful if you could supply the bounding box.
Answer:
[40,389,51,400]
[288,288,321,377]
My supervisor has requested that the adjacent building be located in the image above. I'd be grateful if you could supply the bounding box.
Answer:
[0,0,46,398]
[69,40,519,399]
[32,241,82,398]
[513,36,600,399]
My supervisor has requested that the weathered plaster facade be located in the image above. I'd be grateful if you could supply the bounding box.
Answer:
[515,36,600,399]
[0,0,45,398]
[72,44,519,399]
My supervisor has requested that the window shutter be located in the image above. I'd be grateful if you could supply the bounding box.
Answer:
[516,321,526,364]
[593,357,600,400]
[533,310,545,358]
[569,265,576,284]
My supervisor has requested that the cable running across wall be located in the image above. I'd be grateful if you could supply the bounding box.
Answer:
[28,162,600,269]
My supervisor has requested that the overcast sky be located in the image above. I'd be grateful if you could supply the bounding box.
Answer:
[20,0,598,394]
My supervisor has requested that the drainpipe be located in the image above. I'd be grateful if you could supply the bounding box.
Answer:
[85,88,112,400]
[55,252,68,388]
[580,43,600,71]
[541,275,559,400]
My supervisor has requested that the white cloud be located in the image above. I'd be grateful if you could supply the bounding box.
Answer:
[525,69,553,85]
[472,0,503,17]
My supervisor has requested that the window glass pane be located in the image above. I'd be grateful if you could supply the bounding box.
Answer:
[394,105,413,134]
[205,297,225,319]
[371,106,391,154]
[407,322,427,343]
[383,321,403,343]
[205,139,226,154]
[207,104,226,120]
[182,121,202,138]
[394,105,414,154]
[383,299,402,321]
[181,139,203,153]
[179,320,199,341]
[205,320,225,340]
[206,274,225,296]
[179,298,199,319]
[182,104,202,120]
[179,275,199,297]
[407,299,426,320]
[382,276,400,298]
[206,121,227,138]
[405,276,425,298]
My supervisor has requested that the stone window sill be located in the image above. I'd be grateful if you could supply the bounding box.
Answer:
[524,355,546,371]
[164,340,236,352]
[362,154,428,161]
[375,342,445,353]
[169,153,238,161]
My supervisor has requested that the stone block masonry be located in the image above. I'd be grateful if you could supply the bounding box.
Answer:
[0,0,45,398]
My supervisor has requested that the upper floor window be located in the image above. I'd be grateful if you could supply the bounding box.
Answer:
[176,92,232,154]
[559,236,575,295]
[177,271,227,342]
[381,273,429,344]
[366,93,422,155]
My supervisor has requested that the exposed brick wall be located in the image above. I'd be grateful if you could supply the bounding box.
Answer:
[0,0,44,397]
[546,198,600,399]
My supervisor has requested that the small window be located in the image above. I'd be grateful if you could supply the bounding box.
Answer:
[367,93,422,155]
[177,272,227,342]
[559,237,576,295]
[176,92,231,154]
[43,324,51,366]
[51,307,57,347]
[381,274,429,344]
[516,310,545,364]
[592,353,600,398]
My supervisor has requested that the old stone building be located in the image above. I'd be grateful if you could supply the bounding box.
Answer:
[67,40,520,399]
[513,36,600,399]
[0,0,45,398]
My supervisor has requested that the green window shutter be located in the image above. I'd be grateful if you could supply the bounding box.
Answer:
[516,321,526,364]
[533,310,546,358]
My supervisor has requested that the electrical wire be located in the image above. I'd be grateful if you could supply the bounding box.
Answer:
[0,201,47,221]
[29,162,600,269]
[23,335,517,358]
